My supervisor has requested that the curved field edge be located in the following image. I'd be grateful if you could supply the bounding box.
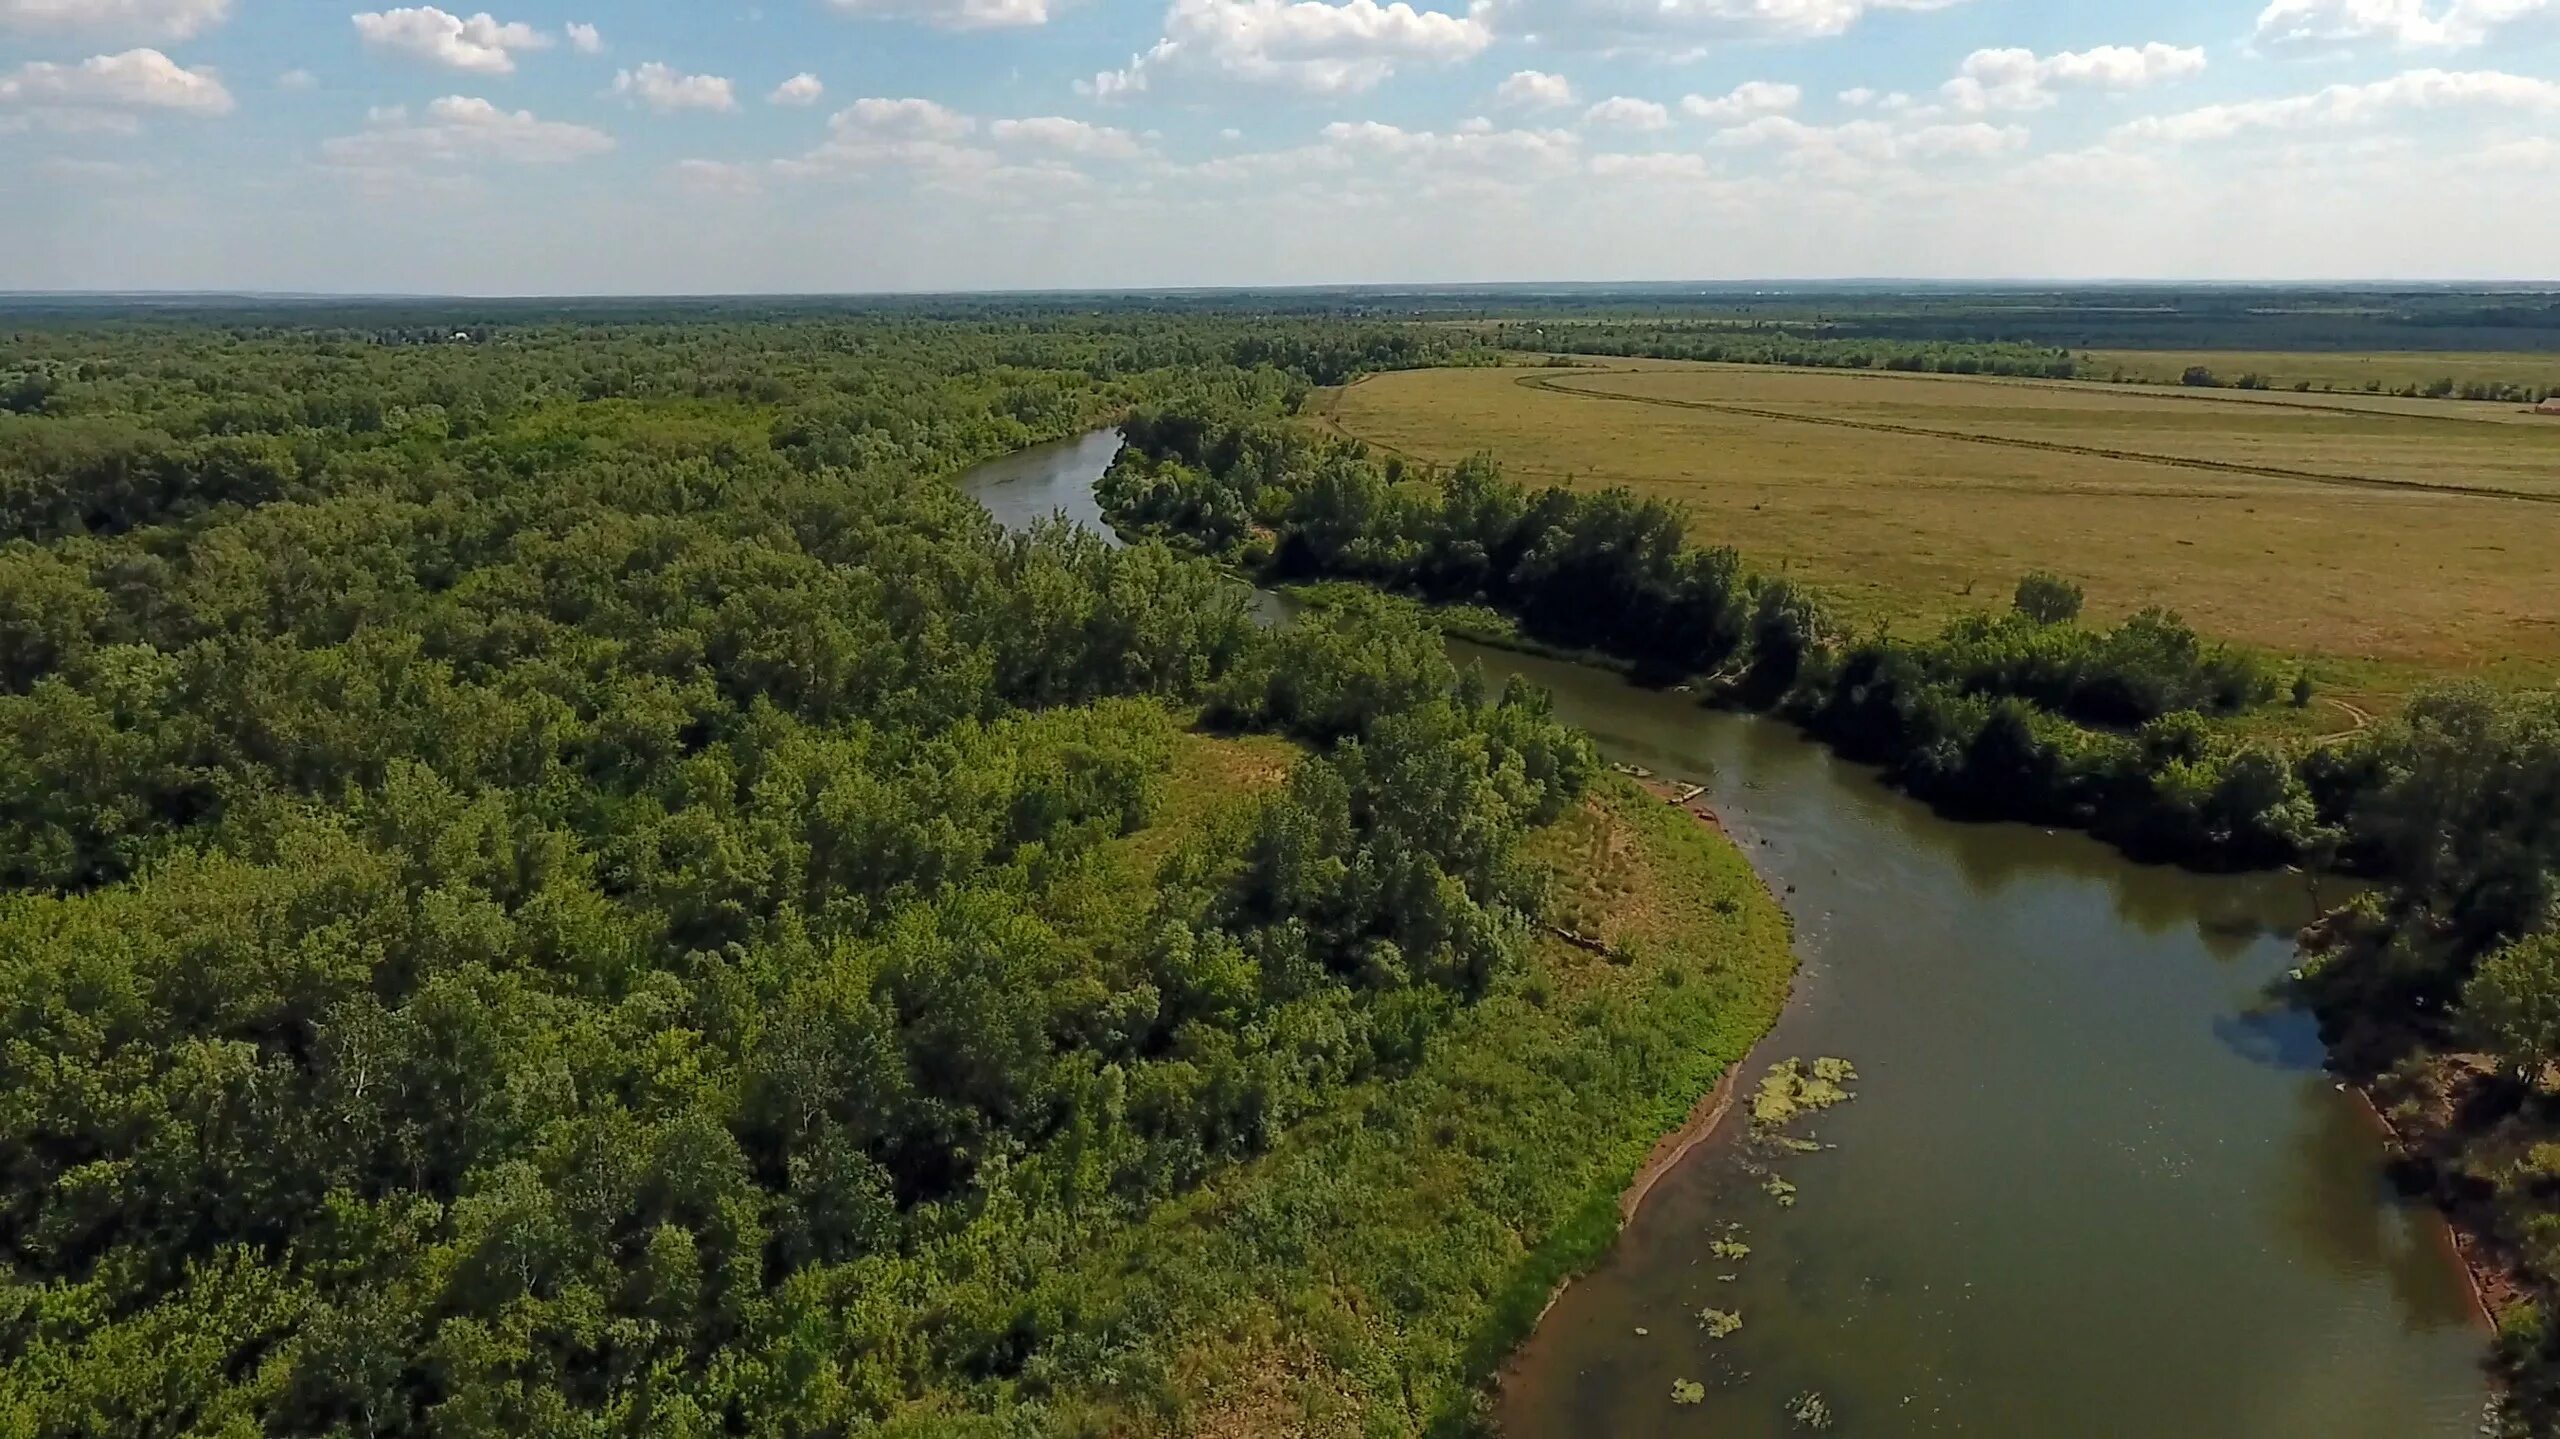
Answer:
[1010,761,1796,1437]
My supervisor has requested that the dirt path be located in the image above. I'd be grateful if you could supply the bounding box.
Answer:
[2314,696,2379,747]
[1515,370,2560,508]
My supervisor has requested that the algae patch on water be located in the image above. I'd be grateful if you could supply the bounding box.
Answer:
[1700,1308,1744,1339]
[1671,1379,1706,1406]
[1750,1057,1860,1133]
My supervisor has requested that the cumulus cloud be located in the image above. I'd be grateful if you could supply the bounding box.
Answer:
[833,96,975,142]
[1183,117,1578,196]
[770,72,824,106]
[1682,81,1800,122]
[0,0,230,40]
[2113,67,2560,143]
[277,67,319,90]
[1489,0,1976,49]
[1943,43,2206,113]
[819,0,1050,29]
[1583,95,1668,130]
[1709,114,2028,174]
[612,62,738,113]
[352,8,551,75]
[0,47,234,115]
[1317,117,1582,178]
[1495,68,1574,108]
[566,20,601,52]
[1083,0,1493,99]
[989,115,1144,157]
[320,94,613,171]
[2252,0,2560,52]
[779,100,1116,198]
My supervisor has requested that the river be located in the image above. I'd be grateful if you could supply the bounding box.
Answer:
[959,431,2494,1437]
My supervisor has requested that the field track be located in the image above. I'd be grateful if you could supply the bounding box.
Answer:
[1515,371,2560,507]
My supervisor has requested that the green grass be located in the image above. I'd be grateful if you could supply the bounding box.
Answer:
[1014,769,1798,1436]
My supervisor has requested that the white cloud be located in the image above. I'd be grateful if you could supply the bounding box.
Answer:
[2114,67,2560,143]
[0,0,229,41]
[565,20,601,52]
[277,67,319,91]
[1590,150,1712,180]
[1489,0,1976,49]
[990,115,1144,158]
[1584,95,1669,130]
[1709,113,2028,174]
[781,102,1109,198]
[612,62,738,113]
[1839,86,1878,107]
[1496,68,1574,109]
[1682,81,1801,122]
[2252,0,2559,52]
[1188,117,1579,195]
[1317,117,1580,175]
[352,8,551,76]
[833,96,975,141]
[320,93,613,169]
[2471,134,2560,167]
[1084,0,1493,99]
[1943,43,2206,113]
[778,96,1000,178]
[0,47,234,115]
[671,158,761,194]
[819,0,1050,29]
[770,72,824,106]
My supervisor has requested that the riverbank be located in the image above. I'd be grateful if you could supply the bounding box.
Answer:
[962,431,2498,1436]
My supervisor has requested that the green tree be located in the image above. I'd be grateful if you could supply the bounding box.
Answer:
[2013,571,2085,626]
[2466,930,2560,1079]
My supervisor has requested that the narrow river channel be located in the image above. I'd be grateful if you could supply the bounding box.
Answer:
[959,431,2494,1437]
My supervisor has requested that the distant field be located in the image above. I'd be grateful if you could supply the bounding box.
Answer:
[2082,349,2560,396]
[1321,360,2560,707]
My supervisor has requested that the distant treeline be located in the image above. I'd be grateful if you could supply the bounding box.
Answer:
[1103,400,2560,1421]
[1495,323,2560,402]
[1494,323,2083,379]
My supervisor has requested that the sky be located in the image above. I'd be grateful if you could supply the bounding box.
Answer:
[4,0,2560,293]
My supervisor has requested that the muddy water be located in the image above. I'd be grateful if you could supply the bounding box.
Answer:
[960,434,2494,1438]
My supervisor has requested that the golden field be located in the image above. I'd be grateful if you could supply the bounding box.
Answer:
[1319,360,2560,707]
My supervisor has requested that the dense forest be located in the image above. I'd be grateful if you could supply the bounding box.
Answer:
[0,312,1815,1434]
[1101,397,2560,1419]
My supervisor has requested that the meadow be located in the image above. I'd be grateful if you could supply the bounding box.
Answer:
[1320,359,2560,710]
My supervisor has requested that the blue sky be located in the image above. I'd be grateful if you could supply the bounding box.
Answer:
[6,0,2560,292]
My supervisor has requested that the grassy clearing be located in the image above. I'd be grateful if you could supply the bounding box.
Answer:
[1322,362,2560,714]
[1057,763,1796,1436]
